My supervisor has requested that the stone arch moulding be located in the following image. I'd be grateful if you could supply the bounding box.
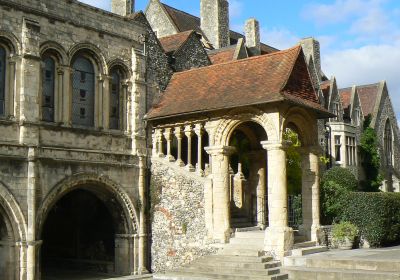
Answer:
[0,180,27,243]
[36,173,139,237]
[40,41,68,65]
[214,107,279,146]
[0,30,21,55]
[107,58,133,78]
[68,42,108,74]
[283,107,317,147]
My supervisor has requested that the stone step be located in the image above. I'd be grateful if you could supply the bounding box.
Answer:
[284,266,400,280]
[204,254,273,263]
[291,246,328,257]
[184,265,281,276]
[287,257,400,272]
[154,270,288,280]
[229,237,264,246]
[218,247,266,257]
[193,259,281,270]
[294,235,307,244]
[235,226,263,232]
[292,241,317,249]
[233,230,265,238]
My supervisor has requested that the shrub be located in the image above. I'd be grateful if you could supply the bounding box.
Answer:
[332,221,358,242]
[340,192,400,247]
[321,167,358,191]
[320,167,358,224]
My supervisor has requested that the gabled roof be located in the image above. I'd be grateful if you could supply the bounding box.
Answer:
[356,83,380,117]
[147,46,330,120]
[261,43,279,54]
[207,45,236,64]
[339,88,352,110]
[159,30,194,54]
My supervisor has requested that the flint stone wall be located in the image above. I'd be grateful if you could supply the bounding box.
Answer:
[150,160,217,272]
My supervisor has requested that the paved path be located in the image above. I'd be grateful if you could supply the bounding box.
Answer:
[43,270,152,280]
[302,245,400,261]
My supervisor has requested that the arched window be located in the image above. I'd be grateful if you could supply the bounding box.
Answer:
[384,120,393,166]
[72,56,95,127]
[42,57,55,122]
[0,46,5,116]
[109,69,121,130]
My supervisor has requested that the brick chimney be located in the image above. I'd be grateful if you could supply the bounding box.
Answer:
[245,18,261,56]
[111,0,134,16]
[201,0,230,49]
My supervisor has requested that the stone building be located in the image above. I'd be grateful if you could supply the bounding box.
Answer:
[0,0,399,279]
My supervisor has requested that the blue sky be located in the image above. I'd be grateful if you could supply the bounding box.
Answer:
[82,0,400,120]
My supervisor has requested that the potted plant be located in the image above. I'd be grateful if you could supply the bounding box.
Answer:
[332,221,358,249]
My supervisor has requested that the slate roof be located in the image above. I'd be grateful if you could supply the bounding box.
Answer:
[207,46,236,64]
[357,83,380,116]
[147,46,331,120]
[159,30,194,54]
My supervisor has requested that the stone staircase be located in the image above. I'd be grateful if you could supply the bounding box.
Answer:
[154,229,288,280]
[283,251,400,279]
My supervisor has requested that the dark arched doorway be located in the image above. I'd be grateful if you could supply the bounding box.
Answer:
[41,187,128,279]
[0,210,11,279]
[228,121,268,229]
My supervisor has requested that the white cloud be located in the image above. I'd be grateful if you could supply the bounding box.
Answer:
[302,0,386,26]
[78,0,110,10]
[322,42,400,118]
[260,27,300,49]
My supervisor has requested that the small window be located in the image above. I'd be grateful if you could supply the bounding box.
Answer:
[384,120,393,166]
[335,135,341,162]
[80,107,86,118]
[42,56,55,122]
[109,69,121,130]
[80,72,86,83]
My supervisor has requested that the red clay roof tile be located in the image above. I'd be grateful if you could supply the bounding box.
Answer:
[208,47,236,64]
[357,83,380,116]
[159,30,194,54]
[147,46,328,120]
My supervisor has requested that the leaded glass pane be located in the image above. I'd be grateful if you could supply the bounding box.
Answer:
[42,57,55,122]
[109,70,120,130]
[72,57,94,127]
[0,47,5,116]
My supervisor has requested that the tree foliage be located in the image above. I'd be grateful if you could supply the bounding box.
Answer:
[359,115,383,191]
[284,129,302,195]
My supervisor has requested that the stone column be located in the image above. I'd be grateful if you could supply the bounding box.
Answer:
[249,151,267,229]
[174,126,185,167]
[299,146,322,242]
[27,148,40,280]
[205,146,235,242]
[63,67,73,126]
[121,82,128,131]
[152,129,158,157]
[138,156,149,274]
[163,128,175,162]
[194,124,204,176]
[7,59,16,118]
[133,234,139,275]
[185,125,195,172]
[309,147,322,242]
[96,75,104,129]
[156,129,164,158]
[56,67,64,123]
[261,141,293,259]
[102,75,111,130]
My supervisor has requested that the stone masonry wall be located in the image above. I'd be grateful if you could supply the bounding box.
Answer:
[145,0,178,38]
[174,33,211,72]
[150,160,217,272]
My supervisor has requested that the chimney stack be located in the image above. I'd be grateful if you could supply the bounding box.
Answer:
[111,0,134,16]
[299,37,322,79]
[201,0,230,49]
[245,18,261,56]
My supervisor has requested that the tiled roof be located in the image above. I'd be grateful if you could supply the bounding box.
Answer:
[147,46,329,120]
[339,88,352,109]
[207,46,236,64]
[357,83,380,116]
[159,30,194,54]
[162,3,203,35]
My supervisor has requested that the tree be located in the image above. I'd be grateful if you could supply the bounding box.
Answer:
[284,129,302,195]
[359,115,383,192]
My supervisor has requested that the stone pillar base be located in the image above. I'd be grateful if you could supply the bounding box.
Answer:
[311,224,323,244]
[298,224,312,241]
[214,230,230,244]
[264,227,294,259]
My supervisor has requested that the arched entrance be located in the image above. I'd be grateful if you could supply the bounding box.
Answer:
[0,206,13,280]
[40,179,137,279]
[228,121,268,229]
